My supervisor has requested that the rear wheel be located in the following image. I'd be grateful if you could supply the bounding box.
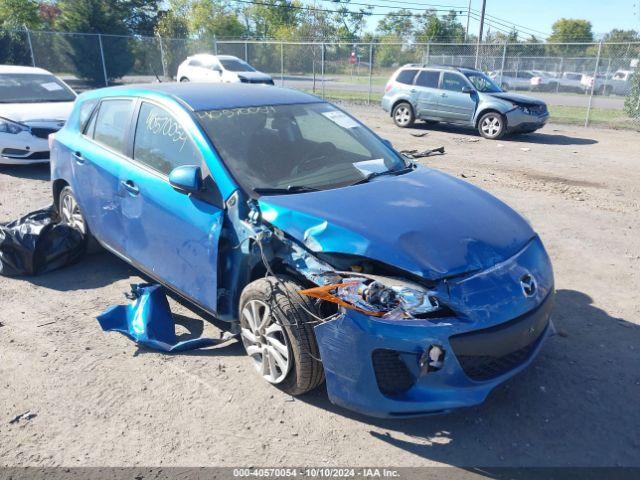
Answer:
[179,77,189,82]
[58,186,87,235]
[239,276,324,396]
[478,112,506,140]
[392,102,414,128]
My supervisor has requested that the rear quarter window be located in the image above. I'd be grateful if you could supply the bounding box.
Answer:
[395,69,418,85]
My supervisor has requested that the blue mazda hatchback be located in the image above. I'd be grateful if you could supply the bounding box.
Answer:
[50,83,554,418]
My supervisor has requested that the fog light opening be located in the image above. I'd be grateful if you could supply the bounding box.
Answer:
[420,345,445,374]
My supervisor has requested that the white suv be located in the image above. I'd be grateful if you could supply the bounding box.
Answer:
[176,54,274,85]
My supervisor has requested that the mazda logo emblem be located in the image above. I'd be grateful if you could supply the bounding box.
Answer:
[520,274,536,297]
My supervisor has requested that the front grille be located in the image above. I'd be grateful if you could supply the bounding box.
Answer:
[372,349,415,396]
[529,104,547,115]
[30,127,59,139]
[2,148,29,156]
[455,339,540,381]
[450,295,552,382]
[240,78,274,85]
[1,148,48,160]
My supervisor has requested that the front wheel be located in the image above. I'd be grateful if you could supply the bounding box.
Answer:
[478,112,506,139]
[239,276,324,396]
[179,77,189,82]
[392,102,414,128]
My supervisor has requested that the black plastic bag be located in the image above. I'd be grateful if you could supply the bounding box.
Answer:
[0,206,86,277]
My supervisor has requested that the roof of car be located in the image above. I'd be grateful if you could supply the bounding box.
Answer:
[0,65,53,75]
[400,64,481,74]
[84,83,322,111]
[188,54,241,61]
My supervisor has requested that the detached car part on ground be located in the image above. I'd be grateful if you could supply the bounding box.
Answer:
[382,65,549,139]
[50,83,554,418]
[0,65,76,165]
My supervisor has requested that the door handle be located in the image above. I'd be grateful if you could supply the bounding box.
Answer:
[410,89,417,93]
[441,93,448,97]
[72,151,85,164]
[121,180,140,196]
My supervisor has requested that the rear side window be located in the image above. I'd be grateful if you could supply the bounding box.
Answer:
[415,70,439,88]
[189,59,202,67]
[92,99,133,154]
[133,102,201,175]
[395,69,418,85]
[441,73,468,92]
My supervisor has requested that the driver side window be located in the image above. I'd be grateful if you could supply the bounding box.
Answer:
[133,102,201,175]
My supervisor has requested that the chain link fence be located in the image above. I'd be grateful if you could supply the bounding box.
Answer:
[1,29,638,128]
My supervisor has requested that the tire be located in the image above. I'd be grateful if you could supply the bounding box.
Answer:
[477,111,506,140]
[179,77,189,82]
[58,186,88,236]
[239,276,324,396]
[392,102,414,128]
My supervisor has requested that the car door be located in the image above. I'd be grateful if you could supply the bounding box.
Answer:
[413,70,442,118]
[119,100,224,314]
[71,98,134,252]
[436,72,477,123]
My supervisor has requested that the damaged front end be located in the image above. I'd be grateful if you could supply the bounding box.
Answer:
[217,185,554,418]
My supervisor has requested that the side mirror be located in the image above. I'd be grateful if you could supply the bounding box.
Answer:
[169,165,202,195]
[381,138,393,149]
[462,86,475,94]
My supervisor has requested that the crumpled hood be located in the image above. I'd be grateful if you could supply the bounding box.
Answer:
[259,167,535,281]
[0,102,74,123]
[488,92,546,107]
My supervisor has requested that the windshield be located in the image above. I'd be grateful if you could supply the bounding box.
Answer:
[197,103,406,194]
[219,59,255,72]
[464,72,502,93]
[0,73,76,103]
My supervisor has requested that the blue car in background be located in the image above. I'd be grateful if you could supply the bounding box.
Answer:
[50,83,554,418]
[382,65,549,139]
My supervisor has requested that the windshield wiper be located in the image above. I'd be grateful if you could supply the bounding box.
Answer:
[350,164,415,186]
[254,185,320,195]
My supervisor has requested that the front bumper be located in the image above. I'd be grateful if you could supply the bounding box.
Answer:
[0,133,50,165]
[314,236,555,418]
[505,109,549,132]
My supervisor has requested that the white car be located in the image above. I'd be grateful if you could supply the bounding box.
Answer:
[176,54,274,85]
[0,66,76,165]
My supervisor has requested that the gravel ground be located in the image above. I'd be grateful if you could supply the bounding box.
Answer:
[1,107,639,469]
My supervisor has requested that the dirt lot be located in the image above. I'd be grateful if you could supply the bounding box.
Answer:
[1,108,639,469]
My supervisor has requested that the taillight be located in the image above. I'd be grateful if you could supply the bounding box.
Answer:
[48,133,55,150]
[385,82,393,92]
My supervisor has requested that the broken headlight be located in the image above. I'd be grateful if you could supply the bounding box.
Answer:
[300,275,441,319]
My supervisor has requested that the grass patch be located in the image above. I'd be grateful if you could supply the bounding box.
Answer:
[548,105,636,129]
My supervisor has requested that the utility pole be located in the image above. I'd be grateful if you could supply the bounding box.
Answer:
[474,0,486,68]
[465,0,472,42]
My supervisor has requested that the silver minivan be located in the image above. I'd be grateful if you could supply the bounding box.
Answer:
[381,65,549,139]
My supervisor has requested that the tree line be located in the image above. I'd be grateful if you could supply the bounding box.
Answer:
[0,0,638,83]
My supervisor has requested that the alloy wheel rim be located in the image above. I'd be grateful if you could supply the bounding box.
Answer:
[395,106,411,125]
[60,193,86,235]
[481,116,501,137]
[241,299,291,384]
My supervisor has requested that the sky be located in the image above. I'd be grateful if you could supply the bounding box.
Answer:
[315,0,640,39]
